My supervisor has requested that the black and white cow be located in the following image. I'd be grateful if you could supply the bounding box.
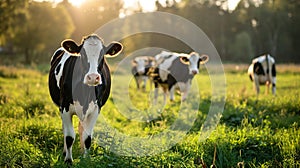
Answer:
[48,34,123,163]
[151,51,209,103]
[248,53,276,96]
[131,56,155,90]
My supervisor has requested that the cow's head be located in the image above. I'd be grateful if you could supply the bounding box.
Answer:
[61,34,123,86]
[180,52,209,75]
[132,56,154,75]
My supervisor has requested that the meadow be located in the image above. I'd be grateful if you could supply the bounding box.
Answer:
[0,64,299,167]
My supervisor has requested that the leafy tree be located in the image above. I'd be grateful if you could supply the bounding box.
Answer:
[234,0,297,62]
[11,1,74,64]
[229,31,253,62]
[59,0,123,42]
[0,0,28,45]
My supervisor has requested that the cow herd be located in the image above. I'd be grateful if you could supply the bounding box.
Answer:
[48,34,276,163]
[131,51,209,104]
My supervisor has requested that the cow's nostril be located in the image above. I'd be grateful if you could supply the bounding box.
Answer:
[95,76,100,81]
[87,75,92,80]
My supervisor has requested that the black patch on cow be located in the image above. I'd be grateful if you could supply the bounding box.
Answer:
[66,136,74,149]
[95,74,107,108]
[49,50,65,107]
[55,64,61,75]
[253,62,265,75]
[197,59,201,69]
[152,67,165,84]
[65,158,73,164]
[153,57,194,91]
[51,49,64,66]
[60,56,77,113]
[167,74,177,90]
[249,75,253,81]
[85,135,92,149]
[168,57,194,83]
[272,64,276,77]
[131,67,138,77]
[272,83,276,87]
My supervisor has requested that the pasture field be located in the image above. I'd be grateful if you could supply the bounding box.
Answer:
[0,64,299,167]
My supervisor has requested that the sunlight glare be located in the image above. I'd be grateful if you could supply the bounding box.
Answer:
[228,0,241,11]
[50,0,85,7]
[69,0,85,7]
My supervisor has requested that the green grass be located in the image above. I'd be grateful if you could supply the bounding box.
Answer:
[0,64,299,167]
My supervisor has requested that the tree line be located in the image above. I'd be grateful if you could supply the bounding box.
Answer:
[0,0,299,65]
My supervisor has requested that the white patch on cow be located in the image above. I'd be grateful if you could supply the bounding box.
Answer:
[82,37,103,85]
[155,51,194,81]
[54,48,71,88]
[134,57,148,74]
[69,101,98,121]
[157,55,177,81]
[188,53,201,74]
[155,51,172,61]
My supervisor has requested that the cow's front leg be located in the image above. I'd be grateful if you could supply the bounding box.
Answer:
[169,86,175,101]
[133,76,140,89]
[181,84,191,101]
[79,109,99,157]
[61,110,75,163]
[162,86,168,104]
[254,75,260,96]
[142,76,147,91]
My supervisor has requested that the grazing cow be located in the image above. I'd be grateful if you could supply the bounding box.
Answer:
[131,56,155,90]
[248,53,276,96]
[151,51,209,103]
[48,34,123,163]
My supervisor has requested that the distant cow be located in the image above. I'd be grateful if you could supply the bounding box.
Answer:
[131,56,155,90]
[248,53,276,96]
[48,34,123,163]
[151,51,209,103]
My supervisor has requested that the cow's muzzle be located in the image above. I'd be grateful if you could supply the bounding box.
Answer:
[191,70,198,75]
[84,73,102,86]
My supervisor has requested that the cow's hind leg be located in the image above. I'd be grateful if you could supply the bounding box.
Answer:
[61,111,75,163]
[79,110,99,157]
[265,81,270,95]
[272,77,276,95]
[153,82,159,104]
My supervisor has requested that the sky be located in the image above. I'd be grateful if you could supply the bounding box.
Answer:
[43,0,241,12]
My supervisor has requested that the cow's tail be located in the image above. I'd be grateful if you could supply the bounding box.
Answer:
[266,54,269,74]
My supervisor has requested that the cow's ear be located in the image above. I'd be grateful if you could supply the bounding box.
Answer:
[179,56,190,65]
[199,55,209,64]
[105,42,123,57]
[131,58,137,65]
[61,39,81,54]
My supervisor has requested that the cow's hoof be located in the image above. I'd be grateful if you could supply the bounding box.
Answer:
[65,158,73,164]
